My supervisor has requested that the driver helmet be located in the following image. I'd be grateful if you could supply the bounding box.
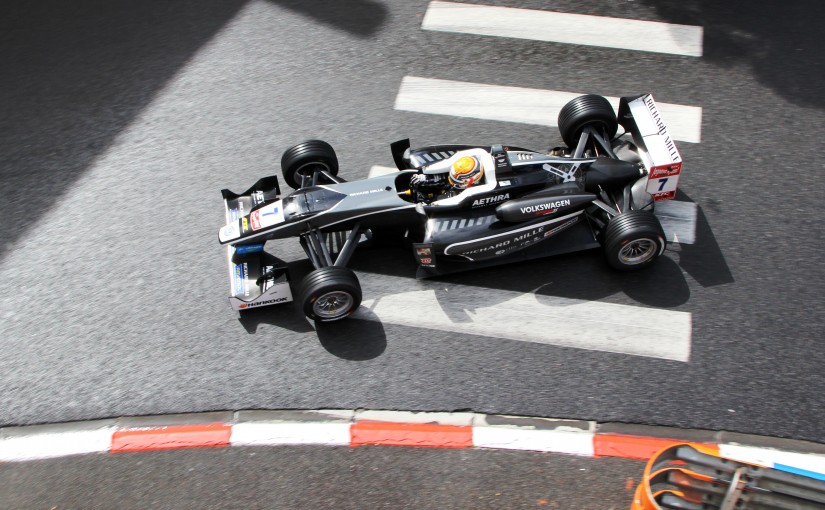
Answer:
[449,155,484,189]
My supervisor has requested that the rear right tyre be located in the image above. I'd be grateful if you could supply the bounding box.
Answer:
[603,210,666,271]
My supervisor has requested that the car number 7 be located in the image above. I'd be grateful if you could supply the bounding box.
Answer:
[657,178,669,191]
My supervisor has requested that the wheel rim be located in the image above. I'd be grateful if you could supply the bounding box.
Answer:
[618,238,657,265]
[312,290,354,320]
[294,161,330,185]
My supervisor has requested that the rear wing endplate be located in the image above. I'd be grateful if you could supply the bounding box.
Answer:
[618,94,683,201]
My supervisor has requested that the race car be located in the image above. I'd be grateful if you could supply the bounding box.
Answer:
[219,93,683,322]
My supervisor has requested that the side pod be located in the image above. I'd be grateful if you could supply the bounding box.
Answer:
[495,183,595,223]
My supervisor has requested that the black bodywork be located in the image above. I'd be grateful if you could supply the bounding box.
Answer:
[218,93,681,319]
[219,142,645,277]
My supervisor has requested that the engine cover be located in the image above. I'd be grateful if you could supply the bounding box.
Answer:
[495,183,595,223]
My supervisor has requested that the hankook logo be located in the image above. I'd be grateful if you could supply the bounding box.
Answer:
[239,297,289,308]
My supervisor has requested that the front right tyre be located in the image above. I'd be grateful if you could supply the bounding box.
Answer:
[298,266,362,322]
[603,210,666,271]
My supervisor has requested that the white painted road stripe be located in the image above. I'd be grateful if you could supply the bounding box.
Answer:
[353,273,691,361]
[369,165,698,245]
[0,429,114,461]
[230,422,351,446]
[395,77,703,143]
[719,444,825,478]
[423,1,703,57]
[369,165,398,177]
[654,200,698,245]
[473,427,595,455]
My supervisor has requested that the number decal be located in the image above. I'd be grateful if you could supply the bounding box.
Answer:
[657,178,669,191]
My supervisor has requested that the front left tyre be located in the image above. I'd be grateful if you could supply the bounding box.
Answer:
[298,266,362,322]
[603,210,666,271]
[281,140,339,189]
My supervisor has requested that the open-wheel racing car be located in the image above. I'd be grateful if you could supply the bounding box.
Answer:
[219,93,683,322]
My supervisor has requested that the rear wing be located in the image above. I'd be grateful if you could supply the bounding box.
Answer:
[618,94,682,201]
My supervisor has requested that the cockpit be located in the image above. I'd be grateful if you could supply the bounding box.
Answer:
[398,148,498,206]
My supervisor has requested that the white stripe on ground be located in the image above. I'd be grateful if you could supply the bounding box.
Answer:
[0,429,114,461]
[395,77,703,143]
[369,165,398,177]
[654,200,698,244]
[353,273,691,361]
[473,426,595,455]
[423,1,703,57]
[368,166,697,245]
[230,422,351,446]
[719,444,825,477]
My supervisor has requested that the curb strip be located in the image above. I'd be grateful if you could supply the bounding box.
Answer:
[2,409,825,480]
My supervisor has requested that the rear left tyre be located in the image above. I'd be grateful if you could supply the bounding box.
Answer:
[298,266,362,322]
[603,210,666,271]
[558,94,618,148]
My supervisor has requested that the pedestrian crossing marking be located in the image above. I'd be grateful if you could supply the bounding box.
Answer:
[423,1,703,57]
[395,76,702,143]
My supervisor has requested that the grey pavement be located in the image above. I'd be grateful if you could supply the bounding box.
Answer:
[0,446,643,510]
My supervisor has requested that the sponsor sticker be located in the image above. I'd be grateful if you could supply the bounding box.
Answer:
[448,215,581,260]
[253,201,285,230]
[242,217,249,232]
[472,193,509,208]
[646,165,680,199]
[413,243,436,268]
[221,223,239,241]
[652,190,677,201]
[650,164,682,179]
[242,262,249,297]
[543,216,579,238]
[238,296,289,309]
[234,243,264,255]
[520,199,571,215]
[350,188,387,197]
[234,263,246,297]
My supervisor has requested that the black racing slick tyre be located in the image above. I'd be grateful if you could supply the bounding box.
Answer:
[298,266,362,322]
[558,95,619,148]
[603,210,666,271]
[281,140,339,190]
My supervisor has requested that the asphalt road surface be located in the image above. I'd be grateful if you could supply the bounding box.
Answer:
[2,0,824,444]
[0,446,643,509]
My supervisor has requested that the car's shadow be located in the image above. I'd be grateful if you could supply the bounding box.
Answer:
[637,0,825,110]
[348,193,732,309]
[238,260,389,361]
[266,0,388,38]
[242,196,732,359]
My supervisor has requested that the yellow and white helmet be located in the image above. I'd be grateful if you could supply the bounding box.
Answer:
[449,155,484,189]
